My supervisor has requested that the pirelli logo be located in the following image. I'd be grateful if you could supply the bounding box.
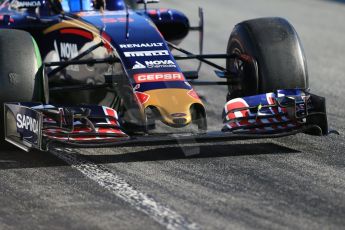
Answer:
[133,72,184,83]
[124,50,169,57]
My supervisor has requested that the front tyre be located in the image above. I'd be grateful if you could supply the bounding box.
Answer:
[226,17,309,99]
[0,29,45,138]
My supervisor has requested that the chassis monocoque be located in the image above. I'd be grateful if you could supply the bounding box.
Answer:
[0,0,329,151]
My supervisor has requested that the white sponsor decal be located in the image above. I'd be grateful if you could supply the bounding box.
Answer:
[124,50,169,57]
[132,61,146,69]
[18,1,41,7]
[55,41,79,71]
[145,60,176,68]
[132,60,176,69]
[16,114,39,134]
[120,43,164,49]
[60,42,78,59]
[134,72,184,83]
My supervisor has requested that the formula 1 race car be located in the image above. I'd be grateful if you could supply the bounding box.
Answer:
[0,0,329,151]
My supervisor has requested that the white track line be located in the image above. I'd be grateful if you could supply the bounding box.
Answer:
[50,147,199,230]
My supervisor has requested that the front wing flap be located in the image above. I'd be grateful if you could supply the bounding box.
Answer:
[4,103,129,151]
[222,89,328,135]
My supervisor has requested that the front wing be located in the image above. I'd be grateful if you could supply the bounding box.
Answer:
[4,89,328,151]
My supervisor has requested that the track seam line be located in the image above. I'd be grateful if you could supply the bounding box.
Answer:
[50,147,199,230]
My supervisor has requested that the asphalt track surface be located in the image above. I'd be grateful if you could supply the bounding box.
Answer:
[1,0,345,229]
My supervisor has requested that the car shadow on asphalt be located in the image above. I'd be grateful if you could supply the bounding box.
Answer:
[0,142,300,170]
[83,142,300,164]
[0,141,68,170]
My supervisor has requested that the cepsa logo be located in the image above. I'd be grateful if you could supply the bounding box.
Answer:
[134,72,184,83]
